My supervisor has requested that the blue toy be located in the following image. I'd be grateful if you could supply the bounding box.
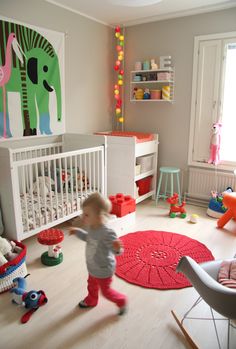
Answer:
[10,276,48,323]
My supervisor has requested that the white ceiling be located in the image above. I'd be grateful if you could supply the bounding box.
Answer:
[46,0,236,26]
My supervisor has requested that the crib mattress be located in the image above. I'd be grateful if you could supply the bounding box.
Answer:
[20,191,91,232]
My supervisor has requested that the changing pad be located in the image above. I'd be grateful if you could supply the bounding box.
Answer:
[95,131,154,143]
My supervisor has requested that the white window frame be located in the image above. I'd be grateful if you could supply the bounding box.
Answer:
[188,31,236,172]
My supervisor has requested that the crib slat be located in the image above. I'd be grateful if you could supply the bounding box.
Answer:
[70,156,74,213]
[79,154,83,201]
[29,163,36,230]
[59,158,64,218]
[75,155,79,211]
[48,160,53,223]
[53,159,59,220]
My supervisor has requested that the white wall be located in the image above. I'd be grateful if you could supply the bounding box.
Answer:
[0,0,113,134]
[125,8,236,187]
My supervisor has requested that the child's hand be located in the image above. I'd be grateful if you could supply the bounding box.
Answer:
[113,239,123,253]
[68,227,77,236]
[71,215,84,228]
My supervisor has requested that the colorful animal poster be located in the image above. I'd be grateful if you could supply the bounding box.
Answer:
[0,17,65,139]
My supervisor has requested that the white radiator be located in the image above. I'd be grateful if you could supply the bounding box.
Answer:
[187,167,236,205]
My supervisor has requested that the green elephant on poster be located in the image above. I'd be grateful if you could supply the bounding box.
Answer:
[0,20,62,137]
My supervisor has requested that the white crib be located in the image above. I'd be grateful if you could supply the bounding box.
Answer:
[0,134,106,241]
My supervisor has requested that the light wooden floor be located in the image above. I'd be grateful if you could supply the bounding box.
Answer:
[1,199,236,349]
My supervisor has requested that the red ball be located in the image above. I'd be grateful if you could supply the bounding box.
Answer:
[114,65,119,71]
[119,69,124,75]
[115,26,121,33]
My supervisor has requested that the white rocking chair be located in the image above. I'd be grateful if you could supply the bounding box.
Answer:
[171,256,236,349]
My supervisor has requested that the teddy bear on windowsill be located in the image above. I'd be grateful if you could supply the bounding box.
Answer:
[208,122,222,165]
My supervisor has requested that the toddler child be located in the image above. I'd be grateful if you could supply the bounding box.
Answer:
[69,192,127,315]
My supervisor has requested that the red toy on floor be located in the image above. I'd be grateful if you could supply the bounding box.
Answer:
[167,193,187,218]
[109,193,136,217]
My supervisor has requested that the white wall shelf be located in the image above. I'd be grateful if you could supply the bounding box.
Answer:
[130,67,175,103]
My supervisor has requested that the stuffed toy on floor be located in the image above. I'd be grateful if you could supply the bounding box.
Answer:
[10,276,48,323]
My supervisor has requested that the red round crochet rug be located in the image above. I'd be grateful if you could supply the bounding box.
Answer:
[115,231,214,290]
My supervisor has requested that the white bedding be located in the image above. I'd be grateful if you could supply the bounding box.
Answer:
[20,191,92,232]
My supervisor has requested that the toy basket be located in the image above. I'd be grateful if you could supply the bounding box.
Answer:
[0,241,27,293]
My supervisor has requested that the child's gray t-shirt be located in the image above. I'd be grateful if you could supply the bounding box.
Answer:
[75,225,121,278]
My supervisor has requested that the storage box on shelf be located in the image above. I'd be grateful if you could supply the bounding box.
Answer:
[130,67,175,103]
[136,176,153,196]
[136,154,154,173]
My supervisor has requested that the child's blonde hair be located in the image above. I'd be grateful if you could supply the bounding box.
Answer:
[82,193,111,216]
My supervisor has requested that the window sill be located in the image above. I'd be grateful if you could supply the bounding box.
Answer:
[188,160,236,173]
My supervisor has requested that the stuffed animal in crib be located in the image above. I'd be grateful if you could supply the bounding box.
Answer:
[10,276,48,324]
[0,237,19,266]
[32,176,55,196]
[76,171,89,191]
[208,122,222,165]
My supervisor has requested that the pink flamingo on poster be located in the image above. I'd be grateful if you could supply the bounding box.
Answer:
[0,33,25,138]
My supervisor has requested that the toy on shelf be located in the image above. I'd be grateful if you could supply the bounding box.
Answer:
[37,228,64,266]
[10,276,48,324]
[217,192,236,229]
[167,193,187,218]
[151,59,158,70]
[109,193,136,218]
[159,55,172,69]
[208,122,222,165]
[134,88,144,100]
[143,88,151,99]
[207,187,232,218]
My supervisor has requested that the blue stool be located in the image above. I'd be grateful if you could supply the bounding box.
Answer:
[156,167,181,204]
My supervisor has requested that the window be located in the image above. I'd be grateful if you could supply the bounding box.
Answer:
[188,32,236,170]
[220,41,236,162]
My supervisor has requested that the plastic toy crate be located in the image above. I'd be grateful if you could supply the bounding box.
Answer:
[0,241,27,293]
[136,176,153,196]
[136,155,154,173]
[109,194,136,217]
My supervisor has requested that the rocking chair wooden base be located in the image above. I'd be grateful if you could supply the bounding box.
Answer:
[171,310,199,349]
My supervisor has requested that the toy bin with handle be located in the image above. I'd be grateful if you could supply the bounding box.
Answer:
[136,176,153,196]
[0,241,27,293]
